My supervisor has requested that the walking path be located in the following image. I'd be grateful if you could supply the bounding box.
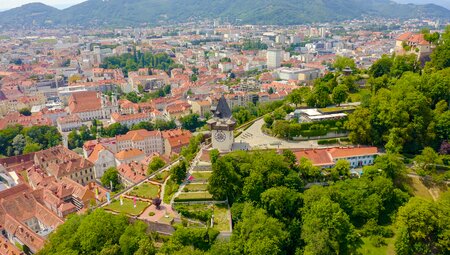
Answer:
[236,119,320,149]
[170,146,206,205]
[97,158,182,209]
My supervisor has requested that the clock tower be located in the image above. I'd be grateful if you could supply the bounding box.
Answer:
[207,95,236,152]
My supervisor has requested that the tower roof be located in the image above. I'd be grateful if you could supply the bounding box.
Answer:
[213,95,232,119]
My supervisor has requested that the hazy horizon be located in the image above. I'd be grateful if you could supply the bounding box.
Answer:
[0,0,449,12]
[0,0,86,11]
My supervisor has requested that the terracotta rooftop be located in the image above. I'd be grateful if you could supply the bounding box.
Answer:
[68,91,102,114]
[293,147,378,167]
[116,129,162,142]
[115,149,145,160]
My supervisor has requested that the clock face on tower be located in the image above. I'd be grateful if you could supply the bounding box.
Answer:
[214,131,226,142]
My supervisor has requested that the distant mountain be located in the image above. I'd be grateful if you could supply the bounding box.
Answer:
[393,0,450,10]
[0,3,60,28]
[0,0,449,28]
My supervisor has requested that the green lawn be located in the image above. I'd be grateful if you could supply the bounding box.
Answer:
[151,171,170,183]
[104,198,150,216]
[191,171,212,180]
[184,183,208,192]
[213,204,230,232]
[349,88,370,102]
[163,178,179,204]
[407,176,434,200]
[358,235,396,255]
[174,192,213,202]
[319,106,356,113]
[128,182,160,199]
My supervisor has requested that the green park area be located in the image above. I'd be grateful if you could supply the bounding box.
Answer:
[128,182,160,199]
[184,183,208,192]
[104,198,150,216]
[190,171,212,181]
[174,203,230,232]
[174,192,213,202]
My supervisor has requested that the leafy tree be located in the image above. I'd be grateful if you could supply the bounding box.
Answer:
[333,56,356,72]
[19,107,31,116]
[368,75,390,93]
[180,114,205,131]
[101,167,120,190]
[23,126,61,149]
[374,153,406,181]
[308,83,332,108]
[180,134,203,161]
[68,130,83,149]
[390,54,420,78]
[332,84,349,106]
[68,74,82,83]
[345,108,373,145]
[132,121,154,131]
[414,147,443,173]
[39,210,155,255]
[135,238,156,255]
[148,157,165,174]
[263,114,275,127]
[428,26,450,70]
[302,197,361,255]
[241,39,268,50]
[439,141,450,155]
[12,134,26,155]
[260,186,302,220]
[333,159,351,176]
[369,55,393,78]
[231,204,289,255]
[282,149,297,168]
[287,88,303,106]
[119,221,149,255]
[395,198,440,255]
[154,119,177,130]
[170,161,187,184]
[209,149,220,164]
[102,123,129,137]
[23,142,42,154]
[161,226,219,253]
[125,92,139,103]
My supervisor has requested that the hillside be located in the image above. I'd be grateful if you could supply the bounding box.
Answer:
[0,0,449,28]
[394,0,450,10]
[0,3,60,28]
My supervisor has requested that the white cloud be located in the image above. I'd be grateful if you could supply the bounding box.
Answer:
[0,0,86,10]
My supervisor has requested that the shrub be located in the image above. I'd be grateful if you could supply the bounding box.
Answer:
[175,205,212,222]
[370,235,386,247]
[318,139,338,145]
[148,212,155,216]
